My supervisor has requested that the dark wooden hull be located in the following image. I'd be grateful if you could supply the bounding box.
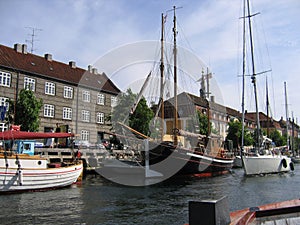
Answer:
[147,141,234,177]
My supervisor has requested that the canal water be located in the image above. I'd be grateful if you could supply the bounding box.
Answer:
[1,165,300,225]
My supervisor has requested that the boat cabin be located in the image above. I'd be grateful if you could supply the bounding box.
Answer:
[15,140,35,155]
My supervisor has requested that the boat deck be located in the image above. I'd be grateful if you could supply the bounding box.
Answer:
[249,212,300,225]
[230,199,300,225]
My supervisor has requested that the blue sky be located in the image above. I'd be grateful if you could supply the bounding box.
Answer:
[1,0,299,121]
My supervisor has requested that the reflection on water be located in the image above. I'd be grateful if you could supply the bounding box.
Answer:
[0,166,299,225]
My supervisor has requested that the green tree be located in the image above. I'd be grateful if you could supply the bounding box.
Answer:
[269,129,285,147]
[129,97,154,136]
[226,119,254,149]
[111,89,154,136]
[197,110,209,136]
[6,89,43,131]
[110,89,136,126]
[186,110,216,136]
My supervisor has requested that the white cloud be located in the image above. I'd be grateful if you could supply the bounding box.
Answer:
[1,0,299,121]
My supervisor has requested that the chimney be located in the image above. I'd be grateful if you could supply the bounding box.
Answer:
[44,53,52,61]
[69,61,76,69]
[210,96,215,103]
[92,68,98,74]
[22,44,27,54]
[88,65,92,72]
[14,43,22,53]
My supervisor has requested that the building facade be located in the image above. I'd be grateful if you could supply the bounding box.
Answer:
[0,43,120,145]
[1,43,298,148]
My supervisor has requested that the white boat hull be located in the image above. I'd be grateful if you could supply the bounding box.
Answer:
[242,155,292,175]
[0,155,83,193]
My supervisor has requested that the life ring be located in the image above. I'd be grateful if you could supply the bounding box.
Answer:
[282,158,287,168]
[290,162,295,171]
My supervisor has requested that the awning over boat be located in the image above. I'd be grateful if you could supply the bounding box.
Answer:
[0,130,74,140]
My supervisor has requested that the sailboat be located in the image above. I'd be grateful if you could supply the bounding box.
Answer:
[112,7,234,179]
[285,82,300,164]
[0,126,83,193]
[240,0,293,175]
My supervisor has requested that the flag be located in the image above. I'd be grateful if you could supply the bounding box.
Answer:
[0,106,6,121]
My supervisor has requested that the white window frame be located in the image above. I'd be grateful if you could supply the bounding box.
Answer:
[111,96,117,107]
[97,93,105,105]
[45,82,55,95]
[81,130,89,141]
[24,77,35,91]
[63,107,72,120]
[0,123,7,132]
[96,112,104,124]
[82,90,90,102]
[44,104,54,118]
[64,86,73,99]
[82,110,90,122]
[0,97,9,109]
[0,71,11,87]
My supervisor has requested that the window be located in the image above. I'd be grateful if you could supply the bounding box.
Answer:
[96,112,104,124]
[0,97,9,109]
[45,82,55,95]
[0,71,11,87]
[97,93,105,105]
[44,104,54,117]
[24,77,35,91]
[111,96,117,107]
[0,123,7,131]
[82,110,90,122]
[81,130,89,141]
[82,90,90,102]
[63,107,72,120]
[64,86,73,99]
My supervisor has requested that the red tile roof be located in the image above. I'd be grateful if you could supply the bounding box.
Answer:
[0,44,120,94]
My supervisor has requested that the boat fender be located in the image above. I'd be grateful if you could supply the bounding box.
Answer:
[290,162,295,171]
[282,158,287,168]
[75,151,82,159]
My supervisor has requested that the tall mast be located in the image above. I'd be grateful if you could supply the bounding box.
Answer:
[266,77,270,137]
[172,6,178,145]
[160,13,165,140]
[241,0,247,156]
[246,0,261,149]
[284,81,289,151]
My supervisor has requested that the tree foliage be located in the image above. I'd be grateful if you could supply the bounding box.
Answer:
[110,89,136,125]
[269,129,286,147]
[226,119,254,149]
[129,97,154,136]
[186,110,216,136]
[111,89,154,136]
[6,89,43,131]
[197,111,209,136]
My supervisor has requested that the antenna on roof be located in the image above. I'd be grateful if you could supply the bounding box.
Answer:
[25,27,42,53]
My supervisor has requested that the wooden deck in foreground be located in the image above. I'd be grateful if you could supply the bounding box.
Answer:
[230,199,300,225]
